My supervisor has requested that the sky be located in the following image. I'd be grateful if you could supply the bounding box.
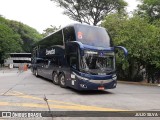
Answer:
[0,0,139,33]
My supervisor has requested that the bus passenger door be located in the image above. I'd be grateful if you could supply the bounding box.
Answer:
[66,44,79,70]
[66,43,79,87]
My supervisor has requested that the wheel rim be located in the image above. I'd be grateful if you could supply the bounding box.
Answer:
[54,74,58,83]
[60,75,65,86]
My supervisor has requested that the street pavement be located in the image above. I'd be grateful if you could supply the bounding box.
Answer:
[0,68,160,120]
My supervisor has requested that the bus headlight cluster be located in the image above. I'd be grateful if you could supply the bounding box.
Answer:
[84,50,98,54]
[73,72,89,81]
[112,74,117,80]
[76,75,89,81]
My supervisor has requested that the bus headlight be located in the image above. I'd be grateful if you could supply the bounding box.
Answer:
[77,75,89,81]
[72,72,89,81]
[84,50,98,54]
[112,74,117,80]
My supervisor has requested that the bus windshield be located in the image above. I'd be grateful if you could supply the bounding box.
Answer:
[80,51,115,75]
[75,24,111,48]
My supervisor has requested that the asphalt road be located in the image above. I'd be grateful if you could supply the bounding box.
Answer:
[0,68,160,120]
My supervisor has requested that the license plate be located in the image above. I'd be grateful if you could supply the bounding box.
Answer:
[98,86,104,90]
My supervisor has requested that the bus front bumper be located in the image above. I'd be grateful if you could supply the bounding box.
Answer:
[70,72,117,90]
[77,79,117,90]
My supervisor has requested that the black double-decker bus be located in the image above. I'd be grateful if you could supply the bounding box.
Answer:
[31,23,127,90]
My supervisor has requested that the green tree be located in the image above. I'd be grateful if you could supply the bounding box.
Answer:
[42,25,61,37]
[52,0,127,25]
[102,14,160,82]
[8,20,43,52]
[0,21,22,64]
[137,0,160,21]
[0,16,43,64]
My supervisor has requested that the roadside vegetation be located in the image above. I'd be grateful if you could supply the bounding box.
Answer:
[101,0,160,82]
[0,16,43,65]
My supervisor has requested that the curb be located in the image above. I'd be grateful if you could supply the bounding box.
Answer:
[118,81,160,87]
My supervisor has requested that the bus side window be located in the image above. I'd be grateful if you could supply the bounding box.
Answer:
[37,58,43,64]
[58,56,64,67]
[43,59,48,67]
[52,57,59,66]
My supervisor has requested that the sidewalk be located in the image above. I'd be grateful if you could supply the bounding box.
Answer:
[118,80,160,87]
[0,67,19,73]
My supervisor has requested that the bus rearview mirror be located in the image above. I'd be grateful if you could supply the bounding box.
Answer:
[115,46,128,57]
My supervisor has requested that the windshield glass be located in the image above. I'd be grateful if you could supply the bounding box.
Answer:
[75,24,111,48]
[80,51,115,75]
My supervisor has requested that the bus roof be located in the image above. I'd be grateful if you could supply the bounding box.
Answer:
[35,23,111,48]
[64,23,104,29]
[42,23,104,39]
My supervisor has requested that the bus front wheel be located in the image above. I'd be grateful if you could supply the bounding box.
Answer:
[59,73,66,88]
[52,72,59,85]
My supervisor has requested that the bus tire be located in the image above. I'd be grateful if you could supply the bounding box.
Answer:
[52,72,59,85]
[59,73,66,88]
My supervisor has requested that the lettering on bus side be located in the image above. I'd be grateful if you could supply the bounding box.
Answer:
[46,49,55,55]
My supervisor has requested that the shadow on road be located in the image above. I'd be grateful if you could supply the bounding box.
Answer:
[73,90,113,95]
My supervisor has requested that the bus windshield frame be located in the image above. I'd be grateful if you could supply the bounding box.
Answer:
[79,50,115,75]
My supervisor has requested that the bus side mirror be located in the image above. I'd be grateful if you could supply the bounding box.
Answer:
[115,46,128,57]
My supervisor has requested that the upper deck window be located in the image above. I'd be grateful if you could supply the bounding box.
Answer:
[75,25,111,48]
[38,30,63,47]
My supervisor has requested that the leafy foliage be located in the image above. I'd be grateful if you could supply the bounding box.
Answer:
[42,25,61,37]
[53,0,127,25]
[102,14,160,81]
[0,16,42,64]
[137,0,160,21]
[0,18,22,63]
[8,20,43,52]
